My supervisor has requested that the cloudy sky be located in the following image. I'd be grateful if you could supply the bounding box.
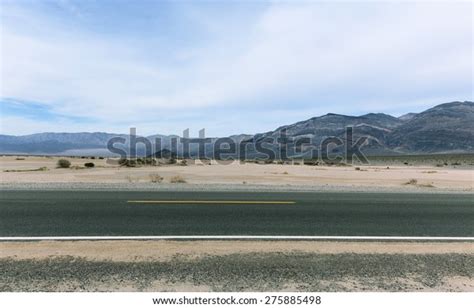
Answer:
[0,0,472,136]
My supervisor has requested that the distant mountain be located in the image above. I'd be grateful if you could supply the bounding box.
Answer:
[1,101,472,156]
[387,101,474,153]
[0,132,125,154]
[398,112,417,121]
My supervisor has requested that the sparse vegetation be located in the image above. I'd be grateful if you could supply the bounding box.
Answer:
[149,173,164,183]
[4,167,48,172]
[84,162,95,168]
[57,159,71,168]
[119,157,157,167]
[418,183,435,188]
[170,175,186,183]
[70,166,86,170]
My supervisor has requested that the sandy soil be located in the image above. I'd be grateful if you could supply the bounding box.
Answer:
[2,240,473,262]
[1,156,472,191]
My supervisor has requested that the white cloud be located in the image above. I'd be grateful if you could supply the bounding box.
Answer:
[0,1,472,135]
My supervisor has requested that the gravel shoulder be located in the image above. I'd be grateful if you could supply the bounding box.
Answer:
[1,252,472,291]
[1,241,472,291]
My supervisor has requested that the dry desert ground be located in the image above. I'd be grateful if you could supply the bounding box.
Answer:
[1,156,472,191]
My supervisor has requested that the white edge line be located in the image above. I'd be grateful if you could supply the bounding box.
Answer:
[0,236,473,241]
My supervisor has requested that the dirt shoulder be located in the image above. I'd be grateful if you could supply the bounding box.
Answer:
[2,240,473,262]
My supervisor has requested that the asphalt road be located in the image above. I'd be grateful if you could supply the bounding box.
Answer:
[0,190,473,237]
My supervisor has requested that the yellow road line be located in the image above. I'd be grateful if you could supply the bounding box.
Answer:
[127,200,296,205]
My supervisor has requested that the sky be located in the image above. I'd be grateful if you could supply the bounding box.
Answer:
[0,0,472,137]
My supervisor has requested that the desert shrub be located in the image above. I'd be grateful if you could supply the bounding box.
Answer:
[4,166,48,172]
[127,160,138,167]
[149,173,164,183]
[90,156,96,159]
[170,175,186,183]
[99,157,104,160]
[418,183,435,188]
[118,158,138,167]
[15,157,25,160]
[84,162,95,168]
[282,171,289,175]
[179,159,188,166]
[355,167,361,171]
[405,178,418,185]
[143,157,156,165]
[57,159,71,168]
[168,157,177,164]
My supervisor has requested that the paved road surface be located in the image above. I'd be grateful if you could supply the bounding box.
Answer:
[0,190,472,237]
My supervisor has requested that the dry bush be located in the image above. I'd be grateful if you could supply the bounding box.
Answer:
[149,173,164,183]
[4,166,48,172]
[57,159,71,168]
[418,183,435,188]
[70,165,85,170]
[404,178,418,185]
[170,175,187,183]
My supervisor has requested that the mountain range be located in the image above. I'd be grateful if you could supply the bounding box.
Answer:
[1,101,473,157]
